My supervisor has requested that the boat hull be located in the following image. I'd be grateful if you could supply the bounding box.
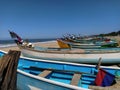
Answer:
[16,57,120,90]
[16,56,120,90]
[21,48,120,64]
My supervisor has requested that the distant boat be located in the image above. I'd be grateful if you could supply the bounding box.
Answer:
[58,39,118,49]
[61,34,118,45]
[0,50,120,90]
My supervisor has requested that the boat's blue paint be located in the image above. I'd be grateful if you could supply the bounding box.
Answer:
[34,46,70,51]
[0,52,4,57]
[18,58,95,74]
[85,47,120,51]
[16,58,120,89]
[17,72,72,90]
[0,50,120,90]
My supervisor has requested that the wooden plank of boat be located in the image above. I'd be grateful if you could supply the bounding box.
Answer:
[38,69,52,77]
[70,73,81,86]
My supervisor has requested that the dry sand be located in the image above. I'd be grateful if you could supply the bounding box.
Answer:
[34,41,59,48]
[0,46,20,52]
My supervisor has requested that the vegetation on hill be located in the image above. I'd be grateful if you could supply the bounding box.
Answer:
[99,30,120,36]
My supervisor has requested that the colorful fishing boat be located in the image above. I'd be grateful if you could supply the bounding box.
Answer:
[61,34,118,46]
[58,39,118,49]
[0,50,120,90]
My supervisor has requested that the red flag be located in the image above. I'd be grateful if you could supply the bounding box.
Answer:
[95,69,115,87]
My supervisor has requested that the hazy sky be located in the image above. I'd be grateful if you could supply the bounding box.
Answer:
[0,0,120,39]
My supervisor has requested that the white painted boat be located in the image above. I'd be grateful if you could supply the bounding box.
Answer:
[20,46,120,64]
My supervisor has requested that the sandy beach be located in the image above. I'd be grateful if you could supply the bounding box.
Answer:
[0,41,59,52]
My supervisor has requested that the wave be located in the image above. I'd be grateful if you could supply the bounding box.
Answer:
[0,44,17,48]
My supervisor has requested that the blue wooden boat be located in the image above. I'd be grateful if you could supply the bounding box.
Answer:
[0,50,120,90]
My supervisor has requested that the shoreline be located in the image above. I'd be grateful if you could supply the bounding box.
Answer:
[0,41,59,52]
[0,46,20,52]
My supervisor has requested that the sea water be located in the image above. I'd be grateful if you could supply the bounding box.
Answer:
[0,38,56,48]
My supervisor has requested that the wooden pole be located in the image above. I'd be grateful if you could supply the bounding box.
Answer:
[96,57,102,70]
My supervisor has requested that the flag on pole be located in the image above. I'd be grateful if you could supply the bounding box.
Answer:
[95,69,115,87]
[9,31,23,45]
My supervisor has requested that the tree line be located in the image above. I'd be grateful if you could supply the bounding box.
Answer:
[99,30,120,36]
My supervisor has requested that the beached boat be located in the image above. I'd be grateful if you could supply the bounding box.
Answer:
[0,50,120,90]
[58,39,118,49]
[9,31,120,64]
[61,34,118,45]
[17,39,120,64]
[19,46,120,64]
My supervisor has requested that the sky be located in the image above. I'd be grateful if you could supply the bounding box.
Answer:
[0,0,120,39]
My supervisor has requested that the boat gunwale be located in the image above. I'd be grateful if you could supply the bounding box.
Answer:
[17,69,90,90]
